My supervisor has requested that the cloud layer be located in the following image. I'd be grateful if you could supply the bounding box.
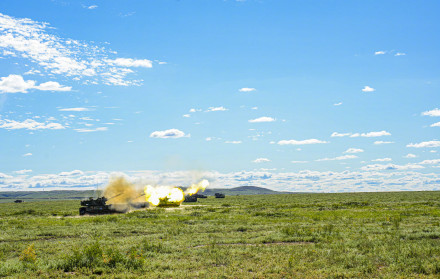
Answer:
[0,13,153,86]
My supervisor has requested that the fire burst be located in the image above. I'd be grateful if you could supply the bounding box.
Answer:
[144,179,209,207]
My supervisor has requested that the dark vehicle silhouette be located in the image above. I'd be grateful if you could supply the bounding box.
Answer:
[79,197,119,215]
[215,193,225,198]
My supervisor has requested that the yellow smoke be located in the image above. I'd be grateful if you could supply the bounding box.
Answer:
[103,177,144,211]
[185,179,209,195]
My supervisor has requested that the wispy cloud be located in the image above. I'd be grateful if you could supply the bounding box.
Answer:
[404,154,417,158]
[0,119,64,130]
[150,129,189,139]
[374,51,386,55]
[344,148,364,153]
[22,153,32,157]
[395,52,406,56]
[0,12,153,86]
[362,86,375,92]
[374,141,394,145]
[334,102,342,106]
[278,139,327,145]
[206,106,228,112]
[361,163,423,171]
[0,74,71,93]
[331,132,351,137]
[253,158,270,163]
[225,140,242,144]
[105,58,152,68]
[431,122,440,127]
[316,155,357,161]
[372,158,392,162]
[86,5,98,9]
[239,87,256,92]
[407,140,440,148]
[14,169,32,174]
[59,108,92,112]
[248,116,276,123]
[74,127,108,133]
[332,131,391,138]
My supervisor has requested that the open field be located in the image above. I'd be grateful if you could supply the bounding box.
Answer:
[1,191,440,278]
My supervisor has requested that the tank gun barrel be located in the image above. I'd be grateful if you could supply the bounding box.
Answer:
[105,193,123,200]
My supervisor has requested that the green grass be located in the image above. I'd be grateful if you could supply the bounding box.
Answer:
[1,191,440,278]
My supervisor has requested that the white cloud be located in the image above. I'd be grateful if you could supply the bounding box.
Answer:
[182,114,190,118]
[361,163,423,171]
[278,139,327,145]
[351,131,391,137]
[253,158,270,163]
[407,141,440,148]
[2,168,440,193]
[344,148,364,154]
[0,12,152,86]
[248,116,276,123]
[22,153,32,157]
[395,52,406,56]
[372,158,392,162]
[332,131,391,138]
[404,153,417,158]
[334,102,342,106]
[418,159,440,165]
[74,127,108,133]
[205,137,212,141]
[374,141,394,145]
[87,5,98,9]
[14,169,32,174]
[58,107,91,112]
[374,51,386,55]
[105,58,152,68]
[225,140,242,144]
[0,74,71,93]
[239,88,256,92]
[206,106,228,112]
[150,129,189,139]
[331,132,351,137]
[34,81,71,91]
[316,155,357,161]
[431,122,440,127]
[362,86,375,92]
[0,119,64,130]
[422,108,440,117]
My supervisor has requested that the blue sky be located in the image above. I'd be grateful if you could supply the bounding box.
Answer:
[0,0,439,192]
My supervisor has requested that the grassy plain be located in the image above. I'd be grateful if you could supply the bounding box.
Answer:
[1,191,440,278]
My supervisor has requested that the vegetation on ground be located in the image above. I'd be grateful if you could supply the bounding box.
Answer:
[0,191,440,278]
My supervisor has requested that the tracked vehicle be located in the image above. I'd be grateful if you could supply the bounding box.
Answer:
[79,197,120,215]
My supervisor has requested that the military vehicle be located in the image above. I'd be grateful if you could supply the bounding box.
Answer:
[14,200,24,203]
[215,193,225,198]
[193,193,207,198]
[79,196,120,215]
[184,195,198,202]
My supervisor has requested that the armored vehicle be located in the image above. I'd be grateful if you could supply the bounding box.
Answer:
[79,197,119,215]
[184,195,198,202]
[193,193,207,199]
[14,200,24,203]
[215,193,225,198]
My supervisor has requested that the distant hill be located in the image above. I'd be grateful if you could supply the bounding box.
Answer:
[0,186,290,201]
[203,186,291,196]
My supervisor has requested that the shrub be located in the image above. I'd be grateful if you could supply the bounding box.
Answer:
[19,243,37,264]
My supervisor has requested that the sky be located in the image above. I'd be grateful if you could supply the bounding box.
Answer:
[0,0,439,192]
